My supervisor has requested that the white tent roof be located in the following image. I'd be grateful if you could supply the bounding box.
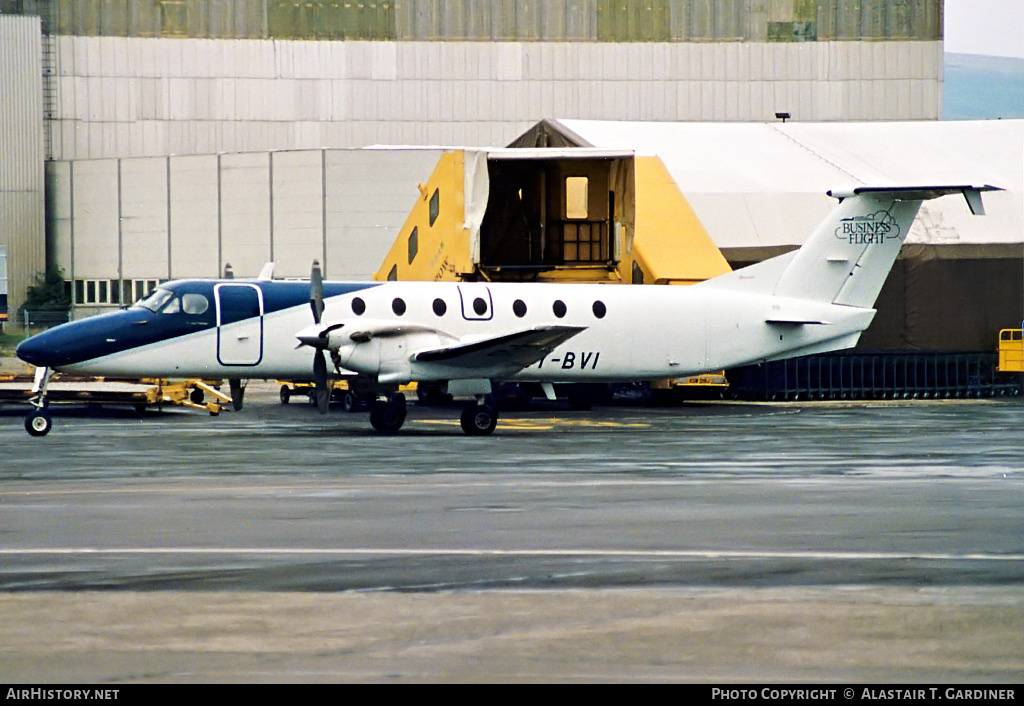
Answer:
[554,119,1023,249]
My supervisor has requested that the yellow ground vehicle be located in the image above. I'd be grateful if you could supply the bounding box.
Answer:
[278,378,361,411]
[372,146,733,399]
[0,372,228,414]
[650,372,730,401]
[277,378,418,412]
[998,328,1024,372]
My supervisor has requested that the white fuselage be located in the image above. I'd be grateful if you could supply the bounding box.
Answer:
[58,279,874,383]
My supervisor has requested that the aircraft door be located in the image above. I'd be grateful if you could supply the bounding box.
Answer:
[216,283,264,366]
[458,284,493,321]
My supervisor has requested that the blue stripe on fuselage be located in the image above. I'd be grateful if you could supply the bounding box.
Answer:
[16,280,381,368]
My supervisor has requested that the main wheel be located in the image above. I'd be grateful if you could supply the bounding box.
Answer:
[279,385,291,404]
[460,404,498,436]
[342,390,358,413]
[369,397,407,434]
[25,410,52,437]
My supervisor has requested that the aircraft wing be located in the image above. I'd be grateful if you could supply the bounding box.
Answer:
[412,325,586,371]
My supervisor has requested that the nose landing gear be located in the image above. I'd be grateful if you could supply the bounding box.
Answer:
[25,408,52,437]
[24,366,53,437]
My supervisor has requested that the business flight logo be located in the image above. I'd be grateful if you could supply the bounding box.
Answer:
[835,210,902,245]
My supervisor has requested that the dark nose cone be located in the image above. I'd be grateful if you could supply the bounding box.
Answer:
[16,329,66,368]
[15,313,125,369]
[15,308,157,370]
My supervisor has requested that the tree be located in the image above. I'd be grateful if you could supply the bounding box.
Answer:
[21,268,71,313]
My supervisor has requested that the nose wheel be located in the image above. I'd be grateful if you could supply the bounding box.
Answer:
[25,409,53,437]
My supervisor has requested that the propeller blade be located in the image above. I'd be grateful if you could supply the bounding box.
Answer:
[310,260,324,325]
[313,349,330,415]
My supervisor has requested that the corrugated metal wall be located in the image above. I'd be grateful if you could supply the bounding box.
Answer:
[46,148,444,316]
[0,14,46,316]
[0,2,946,162]
[4,0,941,42]
[46,36,943,160]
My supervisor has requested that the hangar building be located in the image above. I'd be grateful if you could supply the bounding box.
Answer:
[3,0,945,314]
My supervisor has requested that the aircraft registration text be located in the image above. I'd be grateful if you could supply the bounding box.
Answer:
[537,351,601,370]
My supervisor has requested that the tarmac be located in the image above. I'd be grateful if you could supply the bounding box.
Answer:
[2,588,1022,683]
[1,362,1022,683]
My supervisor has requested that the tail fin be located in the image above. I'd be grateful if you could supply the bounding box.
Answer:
[705,185,1000,308]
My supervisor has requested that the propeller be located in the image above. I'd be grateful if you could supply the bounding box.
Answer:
[309,260,330,414]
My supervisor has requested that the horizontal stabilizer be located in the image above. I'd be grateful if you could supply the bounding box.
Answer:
[414,325,585,370]
[765,300,834,325]
[827,185,1002,215]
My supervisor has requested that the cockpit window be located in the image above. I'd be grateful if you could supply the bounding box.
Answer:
[133,288,174,313]
[161,297,181,314]
[182,293,209,315]
[132,288,209,316]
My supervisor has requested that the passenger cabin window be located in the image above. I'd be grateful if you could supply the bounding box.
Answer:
[352,297,366,315]
[392,298,406,316]
[553,300,567,318]
[433,298,447,316]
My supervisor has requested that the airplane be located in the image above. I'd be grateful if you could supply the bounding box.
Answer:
[15,184,997,437]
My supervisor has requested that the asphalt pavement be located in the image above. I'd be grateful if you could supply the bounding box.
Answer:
[1,380,1022,682]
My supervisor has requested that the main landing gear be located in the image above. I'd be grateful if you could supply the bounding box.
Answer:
[364,392,499,436]
[369,393,407,434]
[460,402,498,436]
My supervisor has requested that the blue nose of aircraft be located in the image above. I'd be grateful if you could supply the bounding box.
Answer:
[16,327,72,368]
[15,307,172,370]
[15,311,133,369]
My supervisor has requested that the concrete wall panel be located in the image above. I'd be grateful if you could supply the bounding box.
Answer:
[271,150,325,278]
[323,149,443,281]
[220,152,271,278]
[169,155,219,278]
[120,157,169,278]
[45,162,73,287]
[70,160,119,278]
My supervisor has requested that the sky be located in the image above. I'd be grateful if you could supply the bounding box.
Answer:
[944,0,1024,59]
